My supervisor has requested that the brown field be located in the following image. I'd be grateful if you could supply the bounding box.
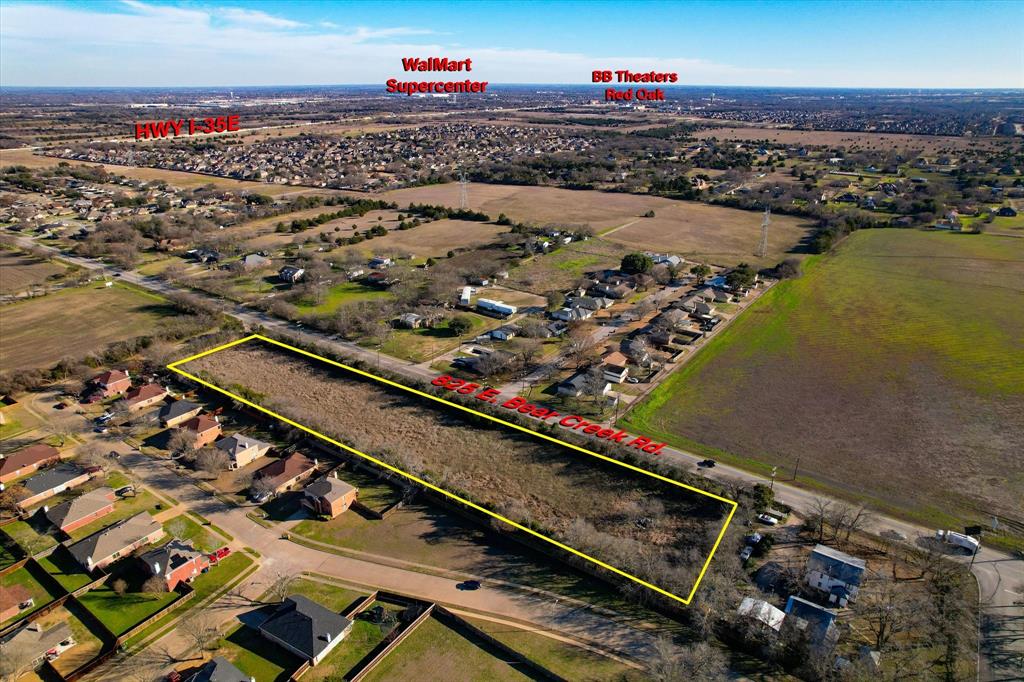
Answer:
[506,239,632,294]
[0,282,175,370]
[186,341,731,599]
[690,124,1006,153]
[604,203,813,266]
[0,249,66,294]
[383,183,810,266]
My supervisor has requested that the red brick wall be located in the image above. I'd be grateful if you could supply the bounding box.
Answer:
[61,503,115,534]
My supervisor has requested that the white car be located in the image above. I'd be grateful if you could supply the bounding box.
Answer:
[739,546,754,562]
[757,513,778,526]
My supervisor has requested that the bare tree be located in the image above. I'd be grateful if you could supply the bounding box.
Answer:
[112,578,128,595]
[263,572,296,604]
[843,505,873,542]
[195,447,230,476]
[75,441,108,469]
[565,329,600,370]
[0,641,36,682]
[167,429,196,459]
[649,636,682,681]
[142,576,167,593]
[858,575,920,649]
[675,641,728,682]
[0,484,27,516]
[180,613,220,657]
[809,497,831,543]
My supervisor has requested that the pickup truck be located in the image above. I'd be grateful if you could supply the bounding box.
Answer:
[935,530,979,553]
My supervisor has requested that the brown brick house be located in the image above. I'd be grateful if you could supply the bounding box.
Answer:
[0,444,61,484]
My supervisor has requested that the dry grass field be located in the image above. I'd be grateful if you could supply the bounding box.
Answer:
[624,229,1024,532]
[384,183,811,266]
[186,341,731,599]
[690,124,1005,153]
[0,282,175,370]
[0,249,66,294]
[507,239,632,294]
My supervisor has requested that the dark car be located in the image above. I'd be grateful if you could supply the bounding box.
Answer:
[456,580,481,591]
[697,459,716,468]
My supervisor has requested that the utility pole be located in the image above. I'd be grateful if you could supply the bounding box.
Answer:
[792,455,801,481]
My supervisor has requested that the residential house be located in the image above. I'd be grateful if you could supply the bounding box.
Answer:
[997,206,1018,217]
[185,656,251,682]
[279,265,305,283]
[0,584,33,623]
[121,383,168,412]
[0,444,61,484]
[259,595,353,665]
[368,256,393,269]
[395,313,424,329]
[568,295,613,311]
[89,370,132,398]
[255,452,317,495]
[141,539,211,590]
[601,351,630,384]
[806,544,866,606]
[655,308,690,330]
[17,464,92,510]
[44,487,116,534]
[0,621,74,678]
[239,253,270,271]
[159,399,202,427]
[550,306,593,322]
[490,324,520,341]
[737,596,786,634]
[557,370,611,398]
[215,433,272,469]
[179,414,222,449]
[67,512,164,571]
[784,595,840,650]
[589,282,632,299]
[303,475,358,518]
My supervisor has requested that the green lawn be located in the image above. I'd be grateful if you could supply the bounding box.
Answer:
[624,229,1024,531]
[1,518,58,555]
[296,281,392,315]
[36,546,95,592]
[466,616,645,681]
[0,565,64,625]
[285,577,366,614]
[78,583,181,635]
[378,313,497,362]
[302,600,405,682]
[122,551,255,649]
[362,617,533,682]
[161,514,221,553]
[219,623,302,682]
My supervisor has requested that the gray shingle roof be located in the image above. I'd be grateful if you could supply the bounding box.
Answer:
[259,594,351,660]
[67,512,162,569]
[159,399,201,421]
[305,477,355,504]
[809,544,866,587]
[187,656,250,682]
[21,464,86,495]
[45,487,114,529]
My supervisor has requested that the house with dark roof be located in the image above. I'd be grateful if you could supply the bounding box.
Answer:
[556,370,611,398]
[0,621,74,678]
[179,414,222,449]
[303,475,358,519]
[121,383,168,412]
[805,544,866,606]
[259,594,353,665]
[0,443,61,484]
[89,370,132,398]
[44,486,116,533]
[159,400,202,427]
[215,433,272,469]
[17,464,92,510]
[279,265,305,283]
[67,512,164,571]
[185,656,251,682]
[141,539,210,590]
[255,453,317,494]
[784,595,840,650]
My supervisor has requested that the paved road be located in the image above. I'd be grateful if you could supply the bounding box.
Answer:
[17,236,1022,679]
[116,454,666,671]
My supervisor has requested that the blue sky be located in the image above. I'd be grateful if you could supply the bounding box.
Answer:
[1,0,1021,88]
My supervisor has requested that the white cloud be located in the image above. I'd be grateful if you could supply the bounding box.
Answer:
[220,7,304,29]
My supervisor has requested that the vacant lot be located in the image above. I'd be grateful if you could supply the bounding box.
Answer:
[186,341,731,600]
[507,239,632,294]
[384,183,810,266]
[0,282,175,370]
[690,124,1004,154]
[604,203,813,267]
[0,249,66,295]
[364,617,533,682]
[625,229,1024,529]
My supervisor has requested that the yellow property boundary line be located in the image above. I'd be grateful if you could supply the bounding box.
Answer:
[168,333,737,605]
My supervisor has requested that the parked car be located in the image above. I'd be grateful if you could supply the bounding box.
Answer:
[93,426,109,434]
[456,580,481,591]
[740,546,754,562]
[626,377,640,384]
[251,490,272,504]
[757,513,779,526]
[697,459,716,468]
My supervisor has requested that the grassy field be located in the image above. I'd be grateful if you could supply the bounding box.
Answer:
[378,312,497,362]
[466,616,645,682]
[384,182,811,266]
[0,249,66,295]
[78,581,180,635]
[186,340,731,602]
[295,280,392,315]
[507,240,631,294]
[0,282,176,370]
[624,229,1024,531]
[0,565,63,625]
[363,616,533,682]
[689,125,1004,154]
[219,623,301,682]
[36,546,95,592]
[303,600,405,681]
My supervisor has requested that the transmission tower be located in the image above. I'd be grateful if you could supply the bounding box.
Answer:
[755,205,770,258]
[458,171,469,210]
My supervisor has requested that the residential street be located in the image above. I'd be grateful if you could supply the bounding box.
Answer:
[17,235,1023,680]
